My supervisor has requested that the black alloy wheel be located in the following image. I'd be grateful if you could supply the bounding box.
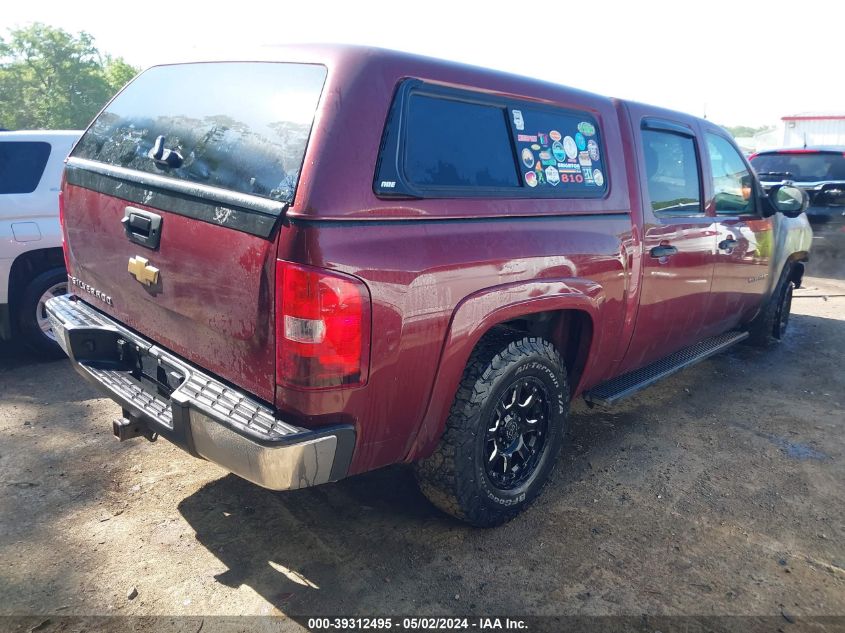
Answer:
[484,376,550,490]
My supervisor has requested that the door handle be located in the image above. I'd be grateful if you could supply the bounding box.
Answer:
[649,245,678,258]
[718,239,738,250]
[122,207,162,249]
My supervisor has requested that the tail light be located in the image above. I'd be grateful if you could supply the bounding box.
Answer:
[58,190,71,275]
[275,260,371,389]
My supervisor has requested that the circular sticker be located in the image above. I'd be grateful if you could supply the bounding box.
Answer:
[593,169,604,187]
[552,141,567,162]
[549,130,562,142]
[545,165,560,186]
[575,132,587,151]
[539,150,552,161]
[521,148,535,168]
[530,143,541,150]
[587,139,600,161]
[524,171,538,187]
[578,121,596,136]
[563,136,578,160]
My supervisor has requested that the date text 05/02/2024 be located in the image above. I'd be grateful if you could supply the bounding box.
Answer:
[306,617,529,630]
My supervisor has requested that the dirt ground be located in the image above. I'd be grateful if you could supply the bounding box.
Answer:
[1,271,843,629]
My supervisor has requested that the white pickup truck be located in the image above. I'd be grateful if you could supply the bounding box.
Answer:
[0,130,81,355]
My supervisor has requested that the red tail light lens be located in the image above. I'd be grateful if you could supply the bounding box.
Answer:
[58,190,71,275]
[275,260,371,389]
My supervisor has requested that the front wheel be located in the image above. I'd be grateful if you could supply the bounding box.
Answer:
[747,265,795,348]
[414,334,569,527]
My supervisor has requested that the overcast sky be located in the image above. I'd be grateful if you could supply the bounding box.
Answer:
[5,0,844,128]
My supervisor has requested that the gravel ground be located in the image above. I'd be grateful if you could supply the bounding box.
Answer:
[0,274,843,631]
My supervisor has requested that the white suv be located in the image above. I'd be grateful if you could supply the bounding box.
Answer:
[1,130,81,355]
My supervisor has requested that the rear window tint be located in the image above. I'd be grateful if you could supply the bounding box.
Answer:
[72,62,327,203]
[0,142,51,194]
[404,95,519,188]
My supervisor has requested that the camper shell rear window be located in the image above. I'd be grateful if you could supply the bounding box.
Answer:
[72,62,327,204]
[375,81,607,199]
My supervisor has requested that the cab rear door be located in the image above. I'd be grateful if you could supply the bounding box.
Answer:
[616,113,718,373]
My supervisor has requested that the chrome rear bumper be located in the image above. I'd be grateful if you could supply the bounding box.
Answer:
[45,294,355,491]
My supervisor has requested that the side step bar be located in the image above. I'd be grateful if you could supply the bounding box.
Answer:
[583,330,749,406]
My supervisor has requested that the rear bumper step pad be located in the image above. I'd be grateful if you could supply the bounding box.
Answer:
[45,294,354,490]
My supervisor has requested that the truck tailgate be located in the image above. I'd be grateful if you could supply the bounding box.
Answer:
[62,180,278,402]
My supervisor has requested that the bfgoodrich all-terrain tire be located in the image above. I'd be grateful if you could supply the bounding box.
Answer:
[747,264,795,348]
[414,334,569,527]
[17,266,68,358]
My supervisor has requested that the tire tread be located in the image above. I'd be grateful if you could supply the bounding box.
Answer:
[415,331,567,527]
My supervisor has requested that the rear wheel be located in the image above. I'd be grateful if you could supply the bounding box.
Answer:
[414,334,568,527]
[747,265,794,347]
[17,267,68,358]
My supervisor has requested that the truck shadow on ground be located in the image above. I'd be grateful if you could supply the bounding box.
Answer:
[175,309,845,617]
[175,391,657,615]
[173,401,666,615]
[0,340,64,373]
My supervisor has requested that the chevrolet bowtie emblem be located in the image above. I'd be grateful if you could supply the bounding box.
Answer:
[128,256,160,286]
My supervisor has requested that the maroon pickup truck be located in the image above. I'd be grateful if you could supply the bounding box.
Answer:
[47,46,812,526]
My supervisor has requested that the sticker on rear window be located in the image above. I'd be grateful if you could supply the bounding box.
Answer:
[508,109,606,194]
[563,137,578,160]
[578,121,596,136]
[521,148,535,168]
[587,139,600,161]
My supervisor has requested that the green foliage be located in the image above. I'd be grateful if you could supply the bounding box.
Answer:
[0,23,139,130]
[722,125,775,139]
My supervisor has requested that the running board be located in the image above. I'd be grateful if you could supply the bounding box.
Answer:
[583,331,749,406]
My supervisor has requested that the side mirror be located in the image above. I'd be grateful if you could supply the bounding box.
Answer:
[767,184,808,218]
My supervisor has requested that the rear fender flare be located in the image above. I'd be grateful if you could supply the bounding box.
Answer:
[404,278,605,462]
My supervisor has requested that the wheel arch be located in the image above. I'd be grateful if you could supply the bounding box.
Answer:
[785,253,806,288]
[404,278,604,463]
[5,247,66,335]
[8,247,65,303]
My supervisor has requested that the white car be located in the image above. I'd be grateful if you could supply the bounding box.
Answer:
[0,130,81,355]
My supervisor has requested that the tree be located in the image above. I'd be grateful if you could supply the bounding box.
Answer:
[722,125,775,139]
[0,23,139,130]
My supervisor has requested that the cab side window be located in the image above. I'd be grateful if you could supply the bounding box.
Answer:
[642,130,702,216]
[706,134,756,215]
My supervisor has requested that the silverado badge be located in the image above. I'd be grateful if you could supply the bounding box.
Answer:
[128,256,160,286]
